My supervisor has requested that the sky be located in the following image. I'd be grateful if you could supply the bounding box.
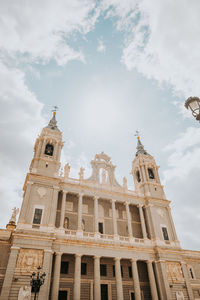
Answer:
[1,0,200,251]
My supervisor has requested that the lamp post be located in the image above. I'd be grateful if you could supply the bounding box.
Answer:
[30,266,46,300]
[185,96,200,121]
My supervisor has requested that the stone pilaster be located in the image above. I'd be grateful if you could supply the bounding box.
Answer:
[181,262,194,300]
[74,254,82,300]
[147,260,158,300]
[38,250,53,300]
[51,252,62,300]
[94,256,101,300]
[77,194,83,233]
[112,199,118,237]
[131,259,141,300]
[18,181,33,224]
[49,187,59,227]
[94,196,99,233]
[59,191,67,228]
[125,201,133,238]
[114,257,124,300]
[167,206,178,241]
[0,246,20,300]
[138,204,147,239]
[154,260,172,300]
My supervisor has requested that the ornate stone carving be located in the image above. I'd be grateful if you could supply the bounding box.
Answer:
[18,286,31,300]
[123,177,127,190]
[64,163,70,178]
[166,262,184,283]
[10,207,19,223]
[37,187,46,199]
[176,291,184,300]
[16,249,43,273]
[79,167,85,180]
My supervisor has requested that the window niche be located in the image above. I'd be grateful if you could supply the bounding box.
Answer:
[136,170,141,182]
[33,208,42,225]
[162,227,169,241]
[148,168,155,179]
[44,143,54,156]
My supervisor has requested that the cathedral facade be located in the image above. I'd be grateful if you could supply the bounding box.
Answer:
[0,112,200,300]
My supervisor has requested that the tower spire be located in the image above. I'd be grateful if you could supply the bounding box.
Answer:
[46,106,60,131]
[135,131,149,156]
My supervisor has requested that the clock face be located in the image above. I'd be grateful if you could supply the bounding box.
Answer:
[44,144,54,156]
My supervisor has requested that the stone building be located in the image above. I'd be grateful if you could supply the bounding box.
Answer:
[0,111,200,300]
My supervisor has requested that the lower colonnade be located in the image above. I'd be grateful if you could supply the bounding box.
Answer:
[50,251,159,300]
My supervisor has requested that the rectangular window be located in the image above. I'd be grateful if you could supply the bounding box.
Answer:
[33,208,42,224]
[60,261,69,274]
[121,266,123,277]
[162,227,169,241]
[128,266,132,278]
[98,222,103,234]
[81,263,87,275]
[100,264,107,276]
[113,265,115,277]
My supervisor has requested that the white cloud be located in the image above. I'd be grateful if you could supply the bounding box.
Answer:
[97,38,106,53]
[103,0,200,98]
[0,0,99,65]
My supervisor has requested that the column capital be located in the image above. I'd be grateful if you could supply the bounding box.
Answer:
[131,258,138,263]
[75,253,82,258]
[137,203,144,208]
[55,251,63,256]
[93,196,98,200]
[62,190,68,194]
[146,259,153,264]
[124,200,130,205]
[78,192,84,198]
[94,255,101,260]
[44,249,53,254]
[114,257,121,261]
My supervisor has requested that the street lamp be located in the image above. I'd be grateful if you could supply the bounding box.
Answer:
[30,266,46,300]
[185,96,200,121]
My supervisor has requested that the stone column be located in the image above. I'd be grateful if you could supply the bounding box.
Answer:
[51,252,62,300]
[49,187,59,227]
[112,199,118,237]
[74,254,82,300]
[18,181,33,224]
[77,194,83,233]
[94,196,99,233]
[59,191,67,228]
[131,259,141,300]
[125,201,133,238]
[38,250,53,300]
[41,138,47,155]
[181,262,194,300]
[138,204,147,239]
[36,138,42,157]
[54,142,58,160]
[167,206,178,241]
[94,256,101,300]
[0,246,20,300]
[147,260,159,300]
[114,258,124,300]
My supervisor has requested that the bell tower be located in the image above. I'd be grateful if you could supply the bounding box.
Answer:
[29,109,63,177]
[131,134,166,199]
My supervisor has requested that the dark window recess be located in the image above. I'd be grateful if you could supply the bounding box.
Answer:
[113,265,115,277]
[101,284,108,300]
[148,168,155,179]
[131,292,135,300]
[128,266,132,278]
[44,144,54,156]
[121,266,123,277]
[189,268,194,279]
[98,222,103,234]
[100,264,107,276]
[58,291,68,300]
[136,170,141,182]
[60,261,69,274]
[81,263,87,275]
[162,227,169,241]
[33,208,42,224]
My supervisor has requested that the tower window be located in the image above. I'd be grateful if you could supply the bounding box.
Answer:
[44,144,54,156]
[136,170,141,182]
[100,264,107,276]
[162,227,169,241]
[33,208,42,225]
[81,263,87,275]
[148,168,154,179]
[189,267,195,279]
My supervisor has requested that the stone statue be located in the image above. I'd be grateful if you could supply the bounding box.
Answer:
[18,286,31,300]
[79,167,85,180]
[64,163,70,179]
[10,207,19,224]
[176,291,184,300]
[123,177,127,190]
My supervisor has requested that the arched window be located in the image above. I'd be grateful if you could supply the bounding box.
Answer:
[148,168,154,179]
[136,170,141,182]
[44,144,54,156]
